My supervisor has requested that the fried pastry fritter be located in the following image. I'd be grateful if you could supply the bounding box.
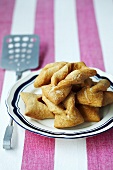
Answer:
[76,79,111,107]
[57,67,97,88]
[20,92,54,120]
[76,87,104,107]
[42,93,84,128]
[41,84,72,105]
[34,62,67,87]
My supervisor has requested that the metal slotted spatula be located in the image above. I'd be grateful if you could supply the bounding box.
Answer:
[1,34,40,149]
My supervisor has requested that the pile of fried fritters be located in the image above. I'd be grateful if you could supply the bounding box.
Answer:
[20,61,113,129]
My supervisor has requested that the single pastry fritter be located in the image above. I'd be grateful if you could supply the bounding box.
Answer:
[41,84,72,105]
[20,92,54,120]
[42,93,84,128]
[76,79,111,107]
[34,61,67,87]
[57,67,97,88]
[76,87,104,107]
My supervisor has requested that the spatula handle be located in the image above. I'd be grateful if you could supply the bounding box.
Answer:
[3,72,22,150]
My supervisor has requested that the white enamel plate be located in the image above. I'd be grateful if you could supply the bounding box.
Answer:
[6,68,113,139]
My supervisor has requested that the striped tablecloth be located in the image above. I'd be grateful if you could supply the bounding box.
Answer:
[0,0,113,170]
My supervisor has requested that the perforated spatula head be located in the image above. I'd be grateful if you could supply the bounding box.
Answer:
[1,34,40,74]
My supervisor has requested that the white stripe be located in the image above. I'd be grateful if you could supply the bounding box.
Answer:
[94,0,113,74]
[11,0,37,34]
[54,0,80,62]
[54,139,87,170]
[54,0,87,170]
[0,0,37,170]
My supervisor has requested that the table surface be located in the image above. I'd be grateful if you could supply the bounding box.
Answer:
[0,0,113,170]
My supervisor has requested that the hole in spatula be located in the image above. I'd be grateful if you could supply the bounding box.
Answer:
[8,49,14,54]
[9,55,14,59]
[26,55,31,59]
[15,43,20,47]
[22,36,29,42]
[21,54,25,58]
[30,37,36,42]
[27,49,32,54]
[6,38,12,43]
[15,54,20,58]
[22,43,27,47]
[28,43,33,48]
[14,37,20,42]
[8,43,13,48]
[15,48,20,53]
[21,48,26,53]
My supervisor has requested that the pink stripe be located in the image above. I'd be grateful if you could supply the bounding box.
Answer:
[76,0,105,71]
[0,0,15,98]
[21,1,55,170]
[87,129,113,170]
[76,0,113,170]
[34,0,55,69]
[22,132,55,170]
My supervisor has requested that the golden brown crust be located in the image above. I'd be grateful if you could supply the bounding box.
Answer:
[51,63,72,86]
[57,67,97,88]
[76,87,104,107]
[102,91,113,106]
[72,61,86,70]
[72,78,96,92]
[77,105,100,122]
[90,79,110,93]
[76,79,111,107]
[42,93,84,128]
[34,62,67,87]
[20,92,54,120]
[41,84,72,105]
